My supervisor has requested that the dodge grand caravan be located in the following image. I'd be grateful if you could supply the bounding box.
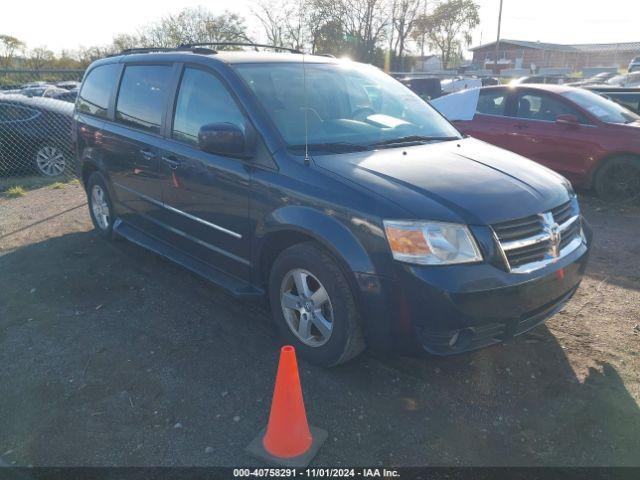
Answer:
[75,45,592,366]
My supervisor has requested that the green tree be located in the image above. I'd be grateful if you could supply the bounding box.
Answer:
[413,0,479,69]
[0,34,25,69]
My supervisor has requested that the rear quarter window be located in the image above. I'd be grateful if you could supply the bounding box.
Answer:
[77,63,120,119]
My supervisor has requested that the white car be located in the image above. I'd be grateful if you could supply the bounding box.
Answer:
[628,56,640,73]
[440,76,482,94]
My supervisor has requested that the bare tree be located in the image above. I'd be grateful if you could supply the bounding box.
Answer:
[253,0,289,47]
[413,0,479,69]
[111,34,141,52]
[140,7,251,48]
[0,34,25,69]
[26,47,55,71]
[313,0,389,62]
[390,0,424,70]
[253,0,309,51]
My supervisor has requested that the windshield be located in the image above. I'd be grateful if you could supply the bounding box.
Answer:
[562,89,640,124]
[234,61,461,152]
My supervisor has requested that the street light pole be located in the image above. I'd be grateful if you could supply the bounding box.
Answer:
[494,0,504,73]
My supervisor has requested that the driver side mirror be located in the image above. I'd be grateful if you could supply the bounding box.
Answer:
[198,122,256,159]
[556,114,579,127]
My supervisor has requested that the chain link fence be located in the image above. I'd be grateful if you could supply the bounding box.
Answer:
[1,69,84,182]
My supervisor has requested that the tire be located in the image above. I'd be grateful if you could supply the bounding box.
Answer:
[268,241,365,367]
[594,155,640,204]
[33,144,68,177]
[86,172,116,240]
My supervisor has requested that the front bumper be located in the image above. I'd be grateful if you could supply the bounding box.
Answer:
[356,219,592,355]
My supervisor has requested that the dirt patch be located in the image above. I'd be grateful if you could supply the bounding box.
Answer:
[0,185,638,466]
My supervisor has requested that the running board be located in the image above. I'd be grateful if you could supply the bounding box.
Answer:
[113,219,264,300]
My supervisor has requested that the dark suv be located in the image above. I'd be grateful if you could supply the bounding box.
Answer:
[75,45,592,366]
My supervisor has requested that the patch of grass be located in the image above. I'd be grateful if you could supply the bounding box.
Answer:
[4,185,26,198]
[0,175,80,193]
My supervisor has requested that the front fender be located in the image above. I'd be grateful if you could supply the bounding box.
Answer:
[256,205,376,275]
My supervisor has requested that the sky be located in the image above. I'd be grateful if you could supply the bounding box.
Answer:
[1,0,639,55]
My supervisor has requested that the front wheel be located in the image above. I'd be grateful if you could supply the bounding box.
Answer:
[268,242,365,367]
[594,156,640,203]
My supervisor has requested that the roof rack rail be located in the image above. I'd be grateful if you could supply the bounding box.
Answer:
[118,47,177,55]
[178,42,303,54]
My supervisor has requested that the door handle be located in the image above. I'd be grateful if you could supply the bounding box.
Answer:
[139,148,156,160]
[162,156,182,170]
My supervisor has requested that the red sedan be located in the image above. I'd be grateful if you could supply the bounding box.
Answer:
[436,85,640,202]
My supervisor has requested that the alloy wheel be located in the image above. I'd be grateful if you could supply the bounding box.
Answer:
[91,184,110,230]
[601,163,640,203]
[280,268,334,347]
[35,145,66,176]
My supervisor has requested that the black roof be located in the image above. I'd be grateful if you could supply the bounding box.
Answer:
[584,86,640,93]
[0,94,74,115]
[94,49,340,68]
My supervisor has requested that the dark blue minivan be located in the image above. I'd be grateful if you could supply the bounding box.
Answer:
[75,45,592,366]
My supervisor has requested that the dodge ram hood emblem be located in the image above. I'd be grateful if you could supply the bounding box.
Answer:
[540,212,561,258]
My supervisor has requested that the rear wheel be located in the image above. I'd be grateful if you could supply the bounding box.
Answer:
[594,156,640,203]
[86,172,116,239]
[268,242,365,367]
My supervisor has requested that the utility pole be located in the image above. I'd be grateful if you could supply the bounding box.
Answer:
[494,0,503,74]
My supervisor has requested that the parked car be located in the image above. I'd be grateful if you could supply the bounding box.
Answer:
[56,80,80,90]
[49,88,78,103]
[604,72,640,87]
[397,76,442,100]
[43,86,78,103]
[628,56,640,73]
[432,85,640,202]
[481,77,501,86]
[0,95,73,176]
[584,86,640,115]
[19,86,55,97]
[20,81,51,89]
[75,47,591,366]
[510,75,572,85]
[440,76,482,94]
[566,72,618,87]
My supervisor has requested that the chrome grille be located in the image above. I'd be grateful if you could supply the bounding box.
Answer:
[492,200,583,273]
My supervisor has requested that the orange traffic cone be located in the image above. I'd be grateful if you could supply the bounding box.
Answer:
[246,346,327,467]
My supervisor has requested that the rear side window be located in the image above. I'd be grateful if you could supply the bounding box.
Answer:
[172,68,245,146]
[115,65,172,134]
[515,92,588,123]
[477,89,507,116]
[77,64,120,118]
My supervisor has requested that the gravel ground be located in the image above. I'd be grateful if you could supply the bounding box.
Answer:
[0,183,638,467]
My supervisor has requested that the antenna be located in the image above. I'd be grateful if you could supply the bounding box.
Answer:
[303,52,310,166]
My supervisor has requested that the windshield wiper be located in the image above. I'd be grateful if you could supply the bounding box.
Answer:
[370,135,460,147]
[287,142,370,153]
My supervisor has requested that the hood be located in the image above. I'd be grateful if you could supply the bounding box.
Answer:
[314,137,571,225]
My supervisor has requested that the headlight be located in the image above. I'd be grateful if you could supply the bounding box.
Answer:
[383,220,482,265]
[561,177,576,197]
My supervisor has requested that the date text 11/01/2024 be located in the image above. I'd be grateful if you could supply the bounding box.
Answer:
[233,468,400,477]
